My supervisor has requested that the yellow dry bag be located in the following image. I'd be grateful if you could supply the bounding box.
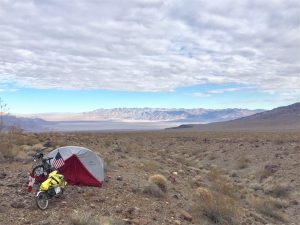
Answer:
[40,170,66,191]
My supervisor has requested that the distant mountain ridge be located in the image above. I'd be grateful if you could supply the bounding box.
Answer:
[169,102,300,131]
[2,115,52,132]
[27,108,264,123]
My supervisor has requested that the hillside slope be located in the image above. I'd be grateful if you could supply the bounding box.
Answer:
[169,102,300,131]
[0,131,299,224]
[2,115,52,132]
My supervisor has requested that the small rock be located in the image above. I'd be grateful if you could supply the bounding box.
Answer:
[174,220,181,225]
[90,203,96,208]
[77,187,84,193]
[0,206,6,213]
[43,141,51,148]
[180,210,192,222]
[127,207,135,214]
[249,212,268,224]
[264,164,279,174]
[116,176,123,181]
[23,220,31,224]
[130,218,148,225]
[92,197,106,203]
[115,208,122,213]
[249,183,262,191]
[173,194,179,199]
[290,200,298,205]
[40,220,51,225]
[0,172,7,179]
[11,202,25,209]
[7,183,19,187]
[172,171,178,175]
[114,147,122,152]
[230,172,238,177]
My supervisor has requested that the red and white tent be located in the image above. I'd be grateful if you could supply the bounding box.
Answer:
[47,146,104,187]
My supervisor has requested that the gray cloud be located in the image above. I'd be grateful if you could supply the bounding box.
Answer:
[0,0,299,98]
[187,87,251,97]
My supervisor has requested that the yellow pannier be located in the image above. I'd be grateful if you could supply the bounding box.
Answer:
[40,170,66,191]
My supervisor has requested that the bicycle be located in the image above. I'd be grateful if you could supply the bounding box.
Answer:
[36,170,67,210]
[32,147,54,183]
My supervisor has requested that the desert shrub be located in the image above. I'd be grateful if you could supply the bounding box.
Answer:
[258,170,272,181]
[0,135,16,158]
[70,211,99,225]
[192,187,239,224]
[70,212,124,225]
[257,165,278,181]
[250,196,287,222]
[104,138,113,147]
[99,216,125,225]
[122,141,140,152]
[263,183,290,198]
[50,138,68,147]
[7,125,24,144]
[143,183,165,198]
[207,168,240,199]
[208,154,217,160]
[148,174,168,193]
[174,155,196,167]
[274,139,285,145]
[235,156,251,169]
[142,174,168,198]
[103,159,115,172]
[271,198,289,209]
[141,160,162,172]
[189,175,204,188]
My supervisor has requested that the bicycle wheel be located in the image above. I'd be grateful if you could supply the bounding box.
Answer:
[32,165,47,182]
[36,191,49,210]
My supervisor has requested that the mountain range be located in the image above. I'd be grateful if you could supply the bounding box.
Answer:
[1,115,52,132]
[25,108,264,123]
[170,102,300,131]
[3,107,263,132]
[4,103,300,132]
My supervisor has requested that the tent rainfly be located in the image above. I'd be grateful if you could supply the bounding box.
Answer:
[47,146,104,187]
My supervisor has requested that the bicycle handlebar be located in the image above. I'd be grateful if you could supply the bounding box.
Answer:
[42,157,53,163]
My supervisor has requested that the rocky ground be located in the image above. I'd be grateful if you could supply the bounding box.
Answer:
[0,131,299,225]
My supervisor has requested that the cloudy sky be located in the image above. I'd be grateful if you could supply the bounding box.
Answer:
[0,0,299,113]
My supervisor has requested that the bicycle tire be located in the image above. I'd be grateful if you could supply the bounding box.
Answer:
[36,191,49,210]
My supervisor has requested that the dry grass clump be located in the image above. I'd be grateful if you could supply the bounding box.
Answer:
[192,187,239,224]
[208,168,240,199]
[208,154,217,160]
[257,165,278,182]
[235,156,251,169]
[263,182,290,198]
[0,126,41,159]
[142,183,165,198]
[70,211,99,225]
[139,160,161,172]
[70,212,124,225]
[103,159,115,172]
[174,155,196,167]
[250,196,287,222]
[142,174,168,198]
[0,135,16,158]
[99,216,125,225]
[0,138,12,157]
[148,174,168,193]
